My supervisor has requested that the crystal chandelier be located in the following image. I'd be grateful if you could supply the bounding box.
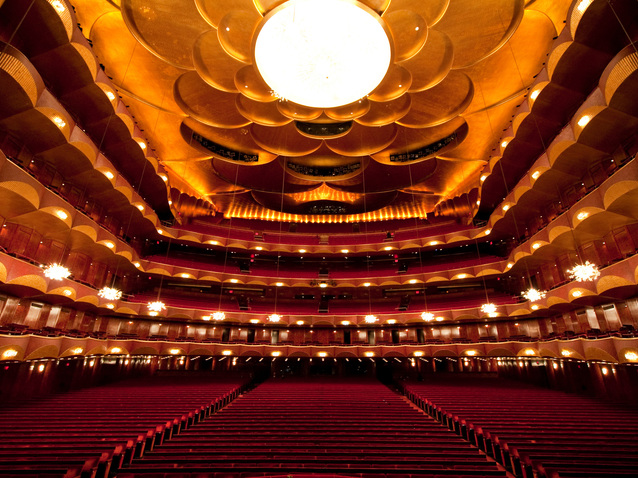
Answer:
[212,311,225,321]
[98,287,122,301]
[147,301,166,313]
[421,312,434,322]
[267,313,281,323]
[364,314,378,324]
[522,287,546,302]
[43,263,71,281]
[567,261,600,282]
[481,303,497,317]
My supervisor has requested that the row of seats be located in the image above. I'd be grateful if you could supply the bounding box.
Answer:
[121,378,507,477]
[400,378,638,478]
[0,376,248,477]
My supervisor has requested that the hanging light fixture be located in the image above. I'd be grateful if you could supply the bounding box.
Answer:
[267,313,282,323]
[98,287,122,301]
[212,311,225,321]
[481,303,497,317]
[364,314,378,324]
[147,301,166,313]
[567,261,600,282]
[43,263,71,281]
[421,312,434,322]
[522,287,546,302]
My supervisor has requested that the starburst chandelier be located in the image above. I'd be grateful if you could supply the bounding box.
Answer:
[267,313,282,323]
[98,287,122,301]
[43,263,71,281]
[522,288,546,302]
[421,312,434,322]
[567,261,600,282]
[364,314,378,324]
[481,303,497,317]
[147,301,166,313]
[212,311,225,321]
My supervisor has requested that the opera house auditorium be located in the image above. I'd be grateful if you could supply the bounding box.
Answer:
[0,0,637,477]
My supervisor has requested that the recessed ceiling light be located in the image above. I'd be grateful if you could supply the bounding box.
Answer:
[55,210,68,220]
[529,89,540,100]
[52,116,66,128]
[576,0,593,13]
[577,115,591,127]
[531,170,540,179]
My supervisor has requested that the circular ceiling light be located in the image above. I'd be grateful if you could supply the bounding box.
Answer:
[254,0,391,108]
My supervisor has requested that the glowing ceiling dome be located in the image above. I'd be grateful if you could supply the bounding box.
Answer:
[254,0,392,108]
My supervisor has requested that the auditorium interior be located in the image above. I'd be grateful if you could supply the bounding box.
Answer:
[0,0,637,477]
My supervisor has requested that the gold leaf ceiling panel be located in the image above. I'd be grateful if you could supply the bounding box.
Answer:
[195,0,258,28]
[397,71,474,128]
[234,65,277,102]
[324,99,371,122]
[72,0,572,219]
[90,12,185,113]
[250,122,322,157]
[385,0,449,26]
[383,10,428,62]
[235,95,292,127]
[192,30,245,92]
[356,95,412,127]
[325,123,398,157]
[121,0,211,69]
[400,29,453,92]
[217,10,263,63]
[436,0,524,69]
[173,71,250,128]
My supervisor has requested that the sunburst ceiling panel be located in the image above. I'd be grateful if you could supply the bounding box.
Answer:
[72,0,571,221]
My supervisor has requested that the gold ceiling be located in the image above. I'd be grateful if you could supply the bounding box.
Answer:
[72,0,572,219]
